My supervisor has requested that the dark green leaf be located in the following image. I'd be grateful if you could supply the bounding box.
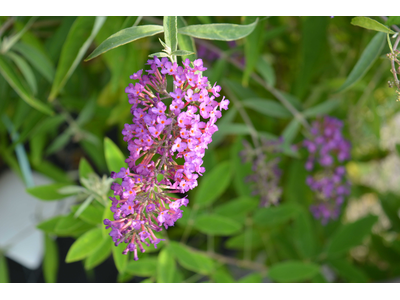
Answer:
[84,236,112,270]
[351,17,395,34]
[157,247,176,283]
[0,254,9,283]
[337,32,386,93]
[326,215,378,257]
[177,16,196,61]
[242,98,291,118]
[253,203,300,227]
[194,161,232,207]
[268,261,320,283]
[126,257,157,277]
[292,207,317,259]
[43,235,59,283]
[379,193,400,231]
[112,241,128,273]
[328,259,369,283]
[194,214,242,236]
[169,242,215,275]
[178,19,258,41]
[163,16,178,53]
[225,230,264,250]
[214,196,259,218]
[65,228,103,263]
[243,16,264,86]
[45,128,73,155]
[0,56,53,115]
[55,213,94,236]
[37,215,64,234]
[256,55,275,87]
[303,99,340,117]
[26,182,74,200]
[6,51,37,95]
[104,137,126,173]
[86,25,164,61]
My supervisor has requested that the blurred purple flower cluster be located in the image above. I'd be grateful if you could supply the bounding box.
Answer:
[239,138,283,207]
[303,116,351,224]
[104,56,229,260]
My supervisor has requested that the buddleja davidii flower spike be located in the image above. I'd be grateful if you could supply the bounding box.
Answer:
[303,116,351,224]
[104,57,229,260]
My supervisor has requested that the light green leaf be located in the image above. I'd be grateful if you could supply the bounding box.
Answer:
[238,273,263,283]
[126,257,158,277]
[26,182,74,200]
[253,203,300,227]
[79,157,95,181]
[386,16,400,26]
[177,16,196,61]
[242,98,291,118]
[0,55,53,115]
[337,32,386,93]
[37,215,64,234]
[178,19,258,41]
[6,51,37,94]
[351,17,395,34]
[169,241,215,275]
[163,16,178,53]
[71,203,103,225]
[194,214,242,236]
[86,25,164,61]
[194,160,232,207]
[73,195,94,218]
[326,215,378,257]
[112,241,128,273]
[211,266,235,283]
[282,118,300,146]
[1,17,37,53]
[104,137,126,173]
[66,228,103,263]
[43,235,59,283]
[328,258,369,283]
[84,237,112,270]
[268,261,320,283]
[49,16,106,101]
[0,254,9,283]
[157,247,176,283]
[54,213,94,236]
[148,52,169,58]
[170,50,195,56]
[303,99,339,117]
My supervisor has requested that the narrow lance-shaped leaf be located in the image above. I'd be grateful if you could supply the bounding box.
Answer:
[177,16,196,61]
[43,235,59,283]
[6,51,37,95]
[85,25,164,61]
[163,16,178,53]
[337,32,386,93]
[302,99,339,117]
[49,16,106,101]
[65,228,103,263]
[351,17,395,34]
[104,137,126,173]
[178,18,258,41]
[0,254,9,283]
[243,16,263,86]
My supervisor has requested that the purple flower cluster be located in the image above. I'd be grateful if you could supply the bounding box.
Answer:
[104,56,229,260]
[239,138,283,207]
[303,116,351,224]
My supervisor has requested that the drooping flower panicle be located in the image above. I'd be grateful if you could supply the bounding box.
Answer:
[303,116,351,224]
[104,56,229,260]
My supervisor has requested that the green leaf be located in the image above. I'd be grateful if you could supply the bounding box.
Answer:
[253,203,300,227]
[26,182,73,200]
[66,228,103,263]
[326,215,378,257]
[71,204,103,225]
[256,55,275,87]
[268,261,320,283]
[12,42,55,83]
[6,51,37,95]
[163,16,178,54]
[169,242,215,275]
[292,207,317,259]
[0,254,9,283]
[386,16,400,27]
[86,25,164,61]
[242,98,291,118]
[84,236,112,270]
[71,195,94,219]
[1,17,37,53]
[0,55,53,115]
[328,259,369,283]
[177,16,196,61]
[104,137,126,173]
[157,247,176,283]
[238,273,263,283]
[303,99,340,117]
[79,157,95,181]
[54,213,94,236]
[243,16,264,86]
[126,257,158,277]
[37,215,64,234]
[49,16,106,101]
[351,17,395,34]
[178,19,258,41]
[379,193,400,231]
[194,214,242,236]
[170,50,195,56]
[148,52,169,58]
[194,160,232,207]
[225,230,264,250]
[43,235,59,283]
[282,118,300,146]
[214,196,259,218]
[337,32,386,93]
[112,241,128,273]
[211,266,235,283]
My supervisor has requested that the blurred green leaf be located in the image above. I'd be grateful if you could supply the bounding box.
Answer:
[104,137,126,173]
[37,215,64,234]
[303,99,339,117]
[163,16,177,53]
[292,207,317,259]
[170,50,195,56]
[337,32,385,93]
[225,230,264,250]
[72,203,103,226]
[242,98,291,118]
[0,55,53,115]
[253,203,300,227]
[157,247,176,283]
[26,182,73,200]
[328,258,369,283]
[49,16,106,101]
[177,16,196,61]
[194,214,242,236]
[238,272,263,283]
[268,261,320,283]
[55,213,94,236]
[169,242,215,275]
[243,16,264,86]
[214,196,259,219]
[386,16,400,26]
[86,25,164,61]
[351,17,395,34]
[0,254,9,283]
[45,128,73,155]
[256,55,275,87]
[282,118,300,146]
[66,228,103,263]
[84,236,112,270]
[211,266,235,283]
[1,16,37,53]
[126,257,157,277]
[43,235,59,283]
[178,19,258,41]
[6,51,37,94]
[112,240,128,273]
[326,215,378,257]
[79,157,95,181]
[194,160,232,207]
[72,195,95,219]
[379,193,400,231]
